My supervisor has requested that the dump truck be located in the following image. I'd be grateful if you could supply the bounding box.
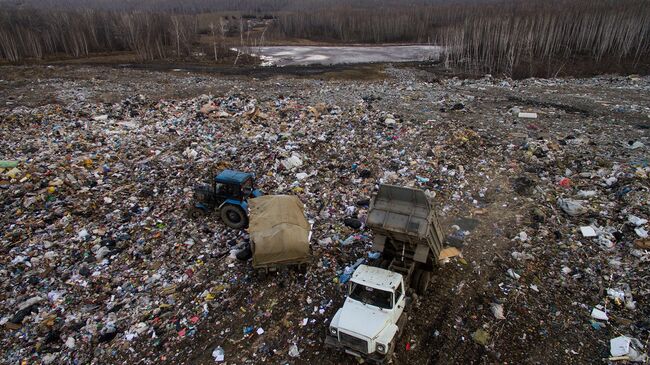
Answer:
[326,184,444,362]
[248,195,312,275]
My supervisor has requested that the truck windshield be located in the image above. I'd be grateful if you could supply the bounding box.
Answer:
[349,283,393,309]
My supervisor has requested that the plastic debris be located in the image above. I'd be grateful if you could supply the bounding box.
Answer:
[557,198,587,216]
[490,303,505,320]
[288,343,300,358]
[472,329,491,345]
[610,336,648,362]
[580,226,597,237]
[0,160,18,168]
[518,112,538,119]
[212,346,225,362]
[590,307,608,321]
[628,215,648,226]
[506,268,521,280]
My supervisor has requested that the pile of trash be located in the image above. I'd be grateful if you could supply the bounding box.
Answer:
[1,67,648,364]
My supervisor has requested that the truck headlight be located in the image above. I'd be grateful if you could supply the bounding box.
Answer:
[376,343,386,354]
[330,327,338,336]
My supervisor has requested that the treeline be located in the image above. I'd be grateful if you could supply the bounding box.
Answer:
[1,0,649,77]
[439,0,650,76]
[1,0,489,13]
[0,10,201,61]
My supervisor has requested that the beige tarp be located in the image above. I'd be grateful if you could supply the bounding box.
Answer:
[249,195,310,267]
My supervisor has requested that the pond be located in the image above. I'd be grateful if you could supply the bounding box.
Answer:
[243,45,443,66]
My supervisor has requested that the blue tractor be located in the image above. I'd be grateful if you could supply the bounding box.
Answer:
[190,169,262,229]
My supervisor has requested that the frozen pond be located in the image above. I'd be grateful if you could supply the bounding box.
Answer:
[245,45,442,66]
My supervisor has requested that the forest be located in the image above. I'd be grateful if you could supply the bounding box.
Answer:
[0,0,648,76]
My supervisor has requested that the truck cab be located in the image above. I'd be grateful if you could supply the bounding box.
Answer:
[326,265,407,362]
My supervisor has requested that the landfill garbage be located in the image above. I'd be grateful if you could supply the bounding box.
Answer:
[610,336,648,362]
[0,160,18,168]
[628,215,648,226]
[438,246,462,261]
[212,346,225,362]
[289,343,300,358]
[557,198,588,216]
[635,238,650,249]
[580,226,597,237]
[281,154,303,170]
[624,141,645,150]
[558,177,572,188]
[506,268,521,280]
[490,303,505,320]
[1,65,649,365]
[518,112,538,119]
[634,227,648,238]
[472,329,491,345]
[590,307,608,321]
[577,190,597,198]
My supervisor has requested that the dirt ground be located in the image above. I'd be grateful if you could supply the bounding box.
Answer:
[0,64,648,365]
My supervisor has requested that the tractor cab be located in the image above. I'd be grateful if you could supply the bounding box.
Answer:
[190,169,262,229]
[214,170,257,201]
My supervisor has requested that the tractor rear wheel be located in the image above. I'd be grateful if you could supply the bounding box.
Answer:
[220,204,248,229]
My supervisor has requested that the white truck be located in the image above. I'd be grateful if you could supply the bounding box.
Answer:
[325,184,445,363]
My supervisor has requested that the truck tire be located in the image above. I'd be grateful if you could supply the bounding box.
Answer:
[220,204,248,229]
[410,269,422,291]
[417,271,431,295]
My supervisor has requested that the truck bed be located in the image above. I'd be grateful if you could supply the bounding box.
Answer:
[367,184,444,266]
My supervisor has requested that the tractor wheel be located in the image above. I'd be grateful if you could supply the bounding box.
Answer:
[220,205,248,229]
[188,206,205,219]
[417,271,431,295]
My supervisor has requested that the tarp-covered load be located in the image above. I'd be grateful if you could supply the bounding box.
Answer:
[249,195,311,268]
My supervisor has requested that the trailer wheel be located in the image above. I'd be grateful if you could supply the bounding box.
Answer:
[417,271,431,295]
[220,204,248,229]
[256,269,267,280]
[188,206,205,219]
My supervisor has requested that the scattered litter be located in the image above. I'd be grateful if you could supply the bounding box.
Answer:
[490,303,505,320]
[610,336,648,362]
[472,329,491,345]
[288,343,300,358]
[634,227,648,238]
[557,198,587,216]
[590,307,608,321]
[628,215,648,226]
[212,346,225,362]
[580,226,597,237]
[518,112,538,119]
[438,247,462,261]
[507,268,521,280]
[624,141,645,150]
